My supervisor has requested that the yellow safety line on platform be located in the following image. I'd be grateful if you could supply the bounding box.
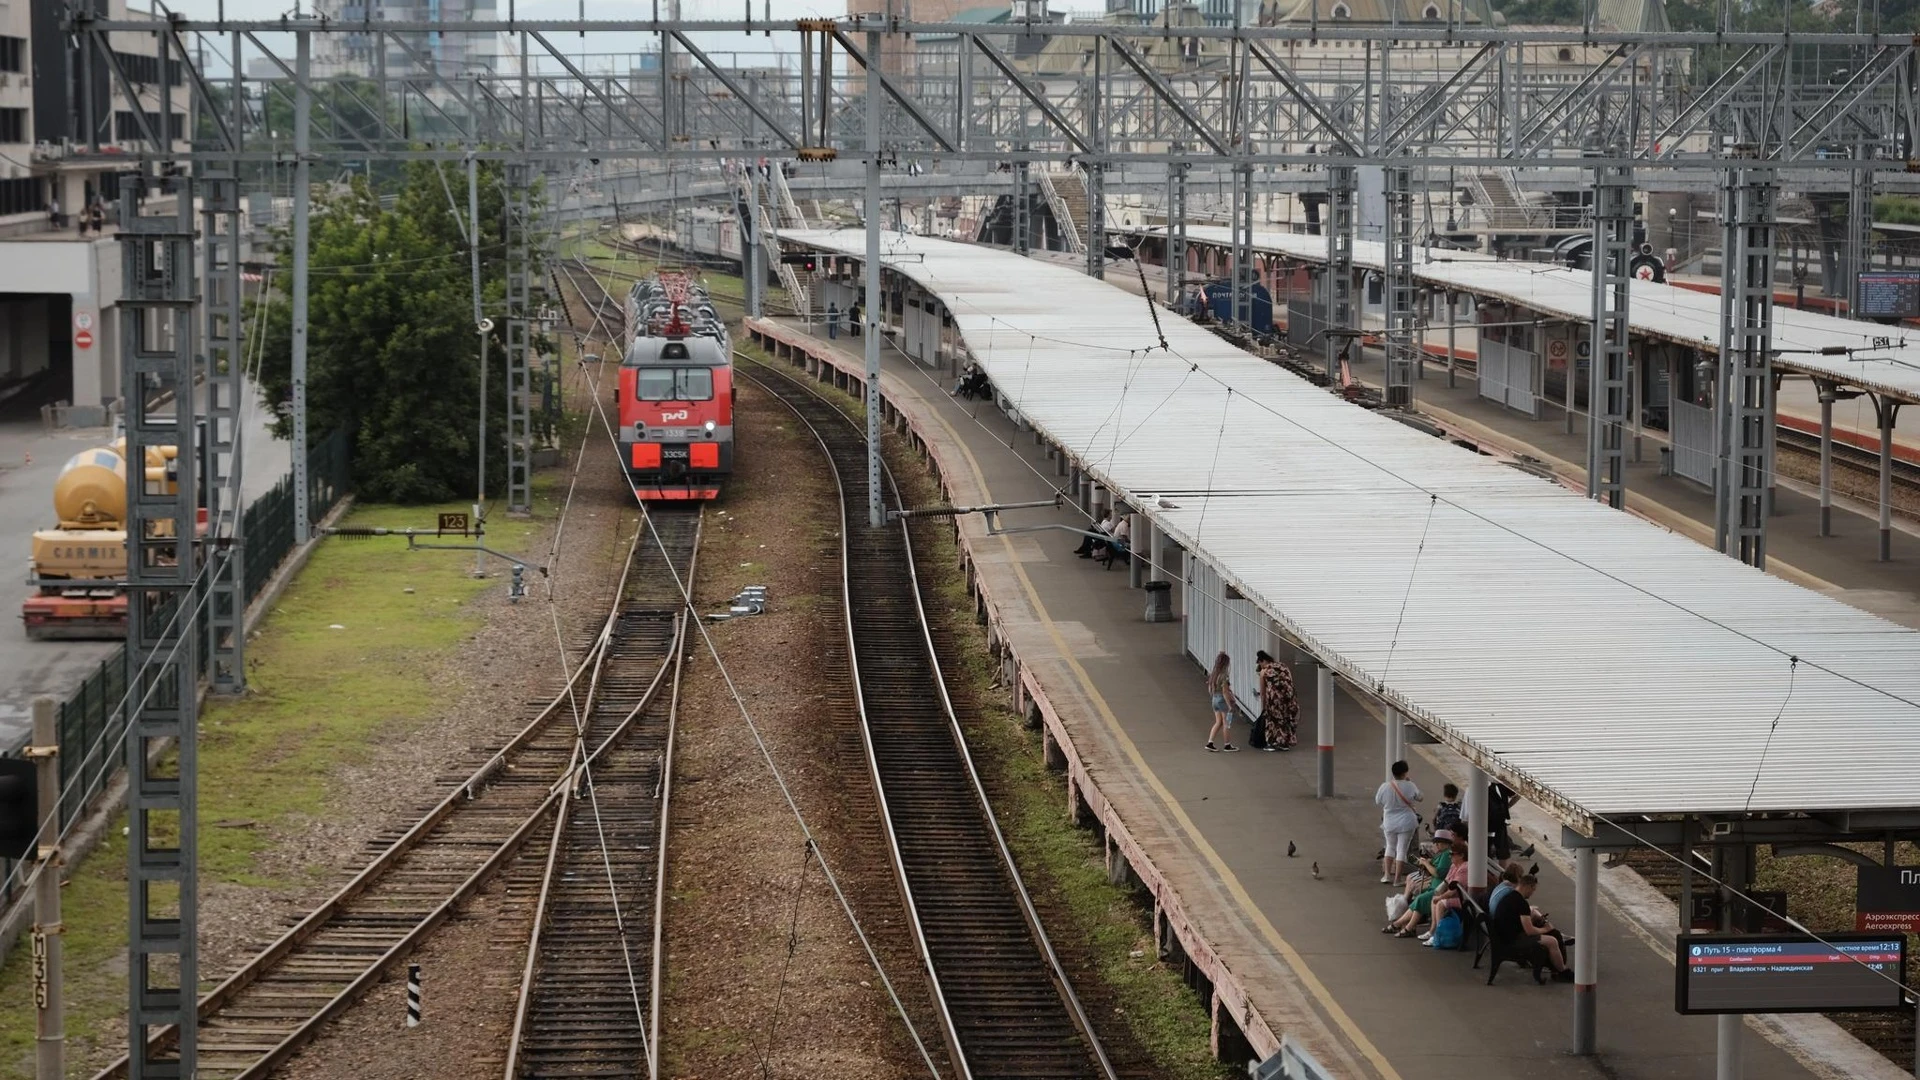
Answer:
[913,392,1405,1080]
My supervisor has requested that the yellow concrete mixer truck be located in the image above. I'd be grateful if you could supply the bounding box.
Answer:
[22,440,185,640]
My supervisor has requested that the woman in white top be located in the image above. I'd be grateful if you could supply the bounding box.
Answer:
[1374,760,1422,885]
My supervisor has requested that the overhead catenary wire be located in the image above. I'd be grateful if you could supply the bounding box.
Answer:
[577,344,945,1080]
[748,241,1920,1008]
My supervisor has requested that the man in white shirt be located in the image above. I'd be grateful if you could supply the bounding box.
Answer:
[1075,512,1114,558]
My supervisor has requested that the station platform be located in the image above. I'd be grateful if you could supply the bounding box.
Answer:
[1338,345,1920,631]
[746,315,1903,1080]
[1060,252,1920,630]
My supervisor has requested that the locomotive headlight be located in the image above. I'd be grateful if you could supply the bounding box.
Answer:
[704,420,716,433]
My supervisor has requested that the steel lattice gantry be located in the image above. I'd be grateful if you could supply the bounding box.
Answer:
[119,180,201,1080]
[1586,165,1634,510]
[1012,154,1031,257]
[201,176,246,694]
[1230,162,1255,330]
[1382,165,1415,408]
[506,163,534,516]
[1166,148,1189,306]
[1324,165,1356,382]
[1718,167,1778,569]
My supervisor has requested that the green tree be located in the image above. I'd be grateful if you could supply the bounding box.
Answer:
[256,160,535,504]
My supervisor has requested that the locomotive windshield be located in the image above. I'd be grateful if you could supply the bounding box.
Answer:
[635,367,715,401]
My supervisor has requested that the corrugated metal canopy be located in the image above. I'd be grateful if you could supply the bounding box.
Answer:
[790,227,1920,829]
[1172,224,1920,405]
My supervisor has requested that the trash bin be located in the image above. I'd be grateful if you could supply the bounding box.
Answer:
[1659,446,1673,477]
[1144,580,1173,623]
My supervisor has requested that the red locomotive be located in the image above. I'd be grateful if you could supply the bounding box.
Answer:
[618,272,734,501]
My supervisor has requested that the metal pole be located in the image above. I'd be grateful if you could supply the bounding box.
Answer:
[1587,164,1633,509]
[1573,847,1598,1054]
[1716,1014,1744,1080]
[469,155,488,574]
[1383,706,1397,779]
[1878,397,1897,561]
[1446,291,1458,389]
[31,696,62,1080]
[1148,515,1166,586]
[865,28,883,530]
[1315,665,1334,798]
[1466,766,1488,898]
[1818,382,1835,537]
[291,30,311,544]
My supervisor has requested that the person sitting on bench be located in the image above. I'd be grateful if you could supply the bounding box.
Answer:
[955,366,992,400]
[1492,874,1572,983]
[1074,512,1115,558]
[1097,512,1132,566]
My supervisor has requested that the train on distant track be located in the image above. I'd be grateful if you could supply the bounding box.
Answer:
[618,271,735,501]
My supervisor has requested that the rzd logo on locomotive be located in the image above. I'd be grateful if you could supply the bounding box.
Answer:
[661,409,690,421]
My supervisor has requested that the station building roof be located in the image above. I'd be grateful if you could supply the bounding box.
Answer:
[790,226,1920,832]
[1169,224,1920,405]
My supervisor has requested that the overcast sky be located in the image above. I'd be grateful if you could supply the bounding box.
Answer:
[166,0,874,76]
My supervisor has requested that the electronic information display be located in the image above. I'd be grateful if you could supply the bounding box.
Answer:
[1857,272,1920,319]
[1676,933,1907,1015]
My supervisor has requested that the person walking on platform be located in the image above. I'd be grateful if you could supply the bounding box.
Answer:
[1254,650,1299,751]
[1204,651,1238,753]
[1375,760,1422,885]
[827,301,840,339]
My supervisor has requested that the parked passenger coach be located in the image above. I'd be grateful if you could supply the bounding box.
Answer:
[618,271,734,501]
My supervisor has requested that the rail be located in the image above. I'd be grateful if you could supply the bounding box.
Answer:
[88,508,661,1080]
[502,508,701,1080]
[737,354,1119,1080]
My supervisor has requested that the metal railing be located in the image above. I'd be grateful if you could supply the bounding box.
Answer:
[1037,170,1084,254]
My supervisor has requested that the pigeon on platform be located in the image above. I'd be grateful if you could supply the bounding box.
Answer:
[1287,841,1297,858]
[1527,863,1539,877]
[1311,862,1322,880]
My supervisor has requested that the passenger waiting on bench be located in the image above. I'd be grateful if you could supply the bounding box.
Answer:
[956,367,992,401]
[1074,512,1115,558]
[1492,874,1573,982]
[1384,830,1458,937]
[1098,513,1132,565]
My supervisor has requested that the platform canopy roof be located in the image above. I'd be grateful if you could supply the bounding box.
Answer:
[790,227,1920,833]
[1167,224,1920,406]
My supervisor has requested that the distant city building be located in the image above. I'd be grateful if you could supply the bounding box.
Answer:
[0,0,196,423]
[312,0,501,80]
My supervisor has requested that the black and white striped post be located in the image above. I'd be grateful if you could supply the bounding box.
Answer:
[406,964,421,1028]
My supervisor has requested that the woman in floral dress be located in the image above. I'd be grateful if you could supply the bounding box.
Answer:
[1255,650,1300,751]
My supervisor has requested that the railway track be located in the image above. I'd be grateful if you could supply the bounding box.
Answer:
[737,355,1119,1080]
[91,513,698,1080]
[1775,422,1920,495]
[503,508,700,1080]
[554,256,627,345]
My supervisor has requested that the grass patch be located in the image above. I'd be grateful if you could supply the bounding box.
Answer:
[0,497,542,1076]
